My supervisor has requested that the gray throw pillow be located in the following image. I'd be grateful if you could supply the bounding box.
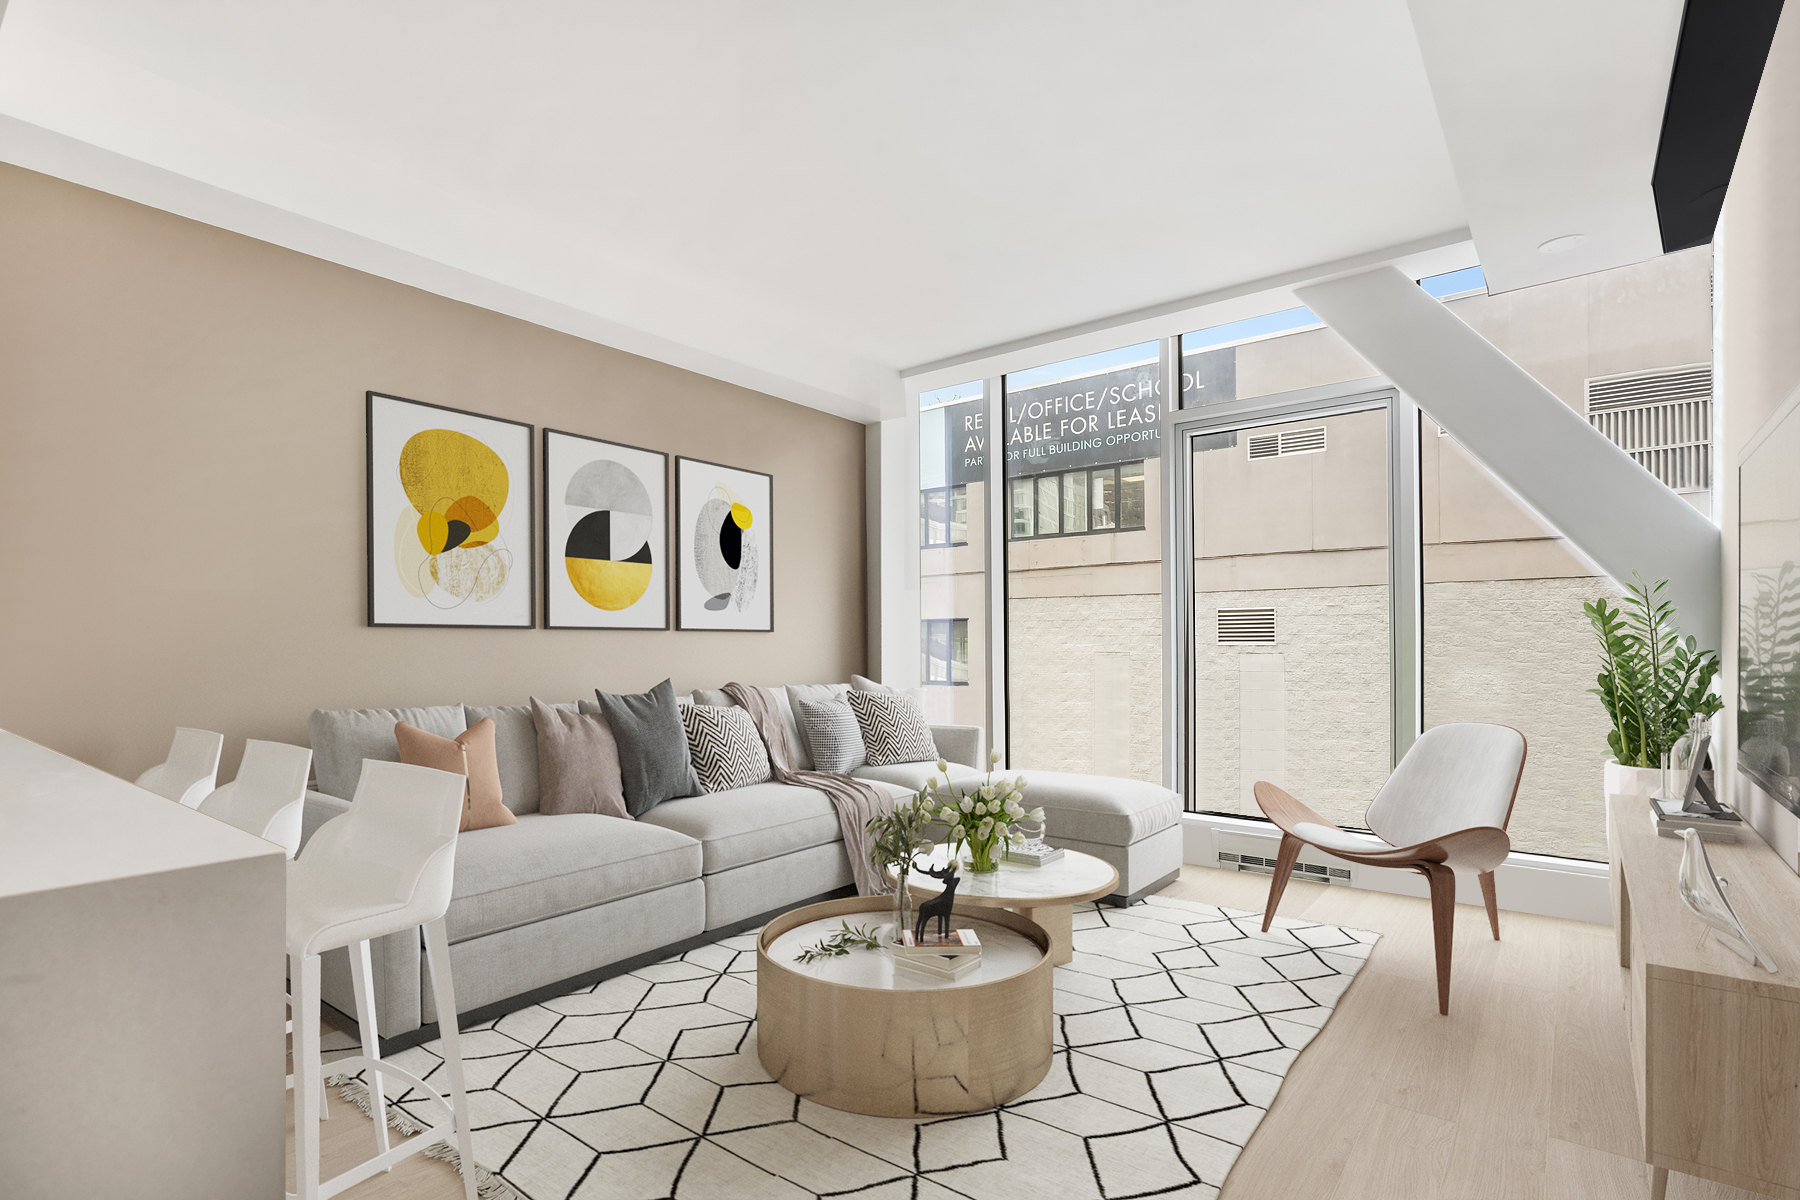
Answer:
[847,690,939,767]
[593,679,703,816]
[795,697,867,773]
[531,697,630,819]
[680,703,773,793]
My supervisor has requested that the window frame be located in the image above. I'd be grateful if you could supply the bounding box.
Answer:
[919,483,969,548]
[922,617,971,686]
[1006,461,1148,542]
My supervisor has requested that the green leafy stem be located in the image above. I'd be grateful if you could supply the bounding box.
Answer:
[1585,573,1721,769]
[794,921,885,964]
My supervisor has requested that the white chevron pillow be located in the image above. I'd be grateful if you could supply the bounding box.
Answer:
[846,690,939,767]
[679,703,772,794]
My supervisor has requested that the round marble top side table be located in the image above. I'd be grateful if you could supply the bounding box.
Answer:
[888,844,1119,966]
[756,896,1052,1117]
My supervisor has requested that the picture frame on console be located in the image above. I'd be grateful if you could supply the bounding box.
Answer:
[366,391,535,628]
[543,429,669,630]
[675,456,773,631]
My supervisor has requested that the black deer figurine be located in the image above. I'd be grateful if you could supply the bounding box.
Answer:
[913,861,961,944]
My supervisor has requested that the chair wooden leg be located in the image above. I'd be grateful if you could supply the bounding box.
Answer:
[1479,870,1500,940]
[1423,864,1456,1016]
[348,938,391,1161]
[423,918,479,1200]
[1261,833,1304,932]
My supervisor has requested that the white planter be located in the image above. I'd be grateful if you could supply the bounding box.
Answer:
[1605,759,1664,798]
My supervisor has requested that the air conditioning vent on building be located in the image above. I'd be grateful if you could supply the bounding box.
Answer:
[1214,828,1354,886]
[1246,426,1327,460]
[1217,608,1276,644]
[1585,364,1712,492]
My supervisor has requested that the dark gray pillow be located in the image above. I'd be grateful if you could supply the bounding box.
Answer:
[593,679,703,816]
[795,697,867,773]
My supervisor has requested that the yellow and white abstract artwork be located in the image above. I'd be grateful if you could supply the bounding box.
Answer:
[368,392,534,627]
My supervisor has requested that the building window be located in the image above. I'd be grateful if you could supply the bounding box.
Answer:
[920,484,968,547]
[922,618,969,685]
[1009,463,1146,541]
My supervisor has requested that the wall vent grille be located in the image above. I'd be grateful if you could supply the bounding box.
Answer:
[1217,608,1276,644]
[1215,829,1354,885]
[1584,364,1712,491]
[1247,426,1328,460]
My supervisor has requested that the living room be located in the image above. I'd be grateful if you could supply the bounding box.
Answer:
[4,4,1799,1199]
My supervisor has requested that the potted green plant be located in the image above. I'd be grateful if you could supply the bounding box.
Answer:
[1584,574,1722,796]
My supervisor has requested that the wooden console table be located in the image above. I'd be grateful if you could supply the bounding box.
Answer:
[1609,790,1800,1199]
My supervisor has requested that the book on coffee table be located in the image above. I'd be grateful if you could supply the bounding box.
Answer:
[893,954,982,982]
[897,927,982,960]
[1005,844,1064,867]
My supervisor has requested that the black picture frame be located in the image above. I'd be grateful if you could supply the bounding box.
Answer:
[366,391,536,628]
[542,427,671,630]
[675,455,774,632]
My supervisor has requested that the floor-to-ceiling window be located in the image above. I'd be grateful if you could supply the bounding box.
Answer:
[1003,343,1164,782]
[919,382,987,728]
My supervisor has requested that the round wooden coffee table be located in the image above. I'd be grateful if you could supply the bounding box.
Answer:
[756,896,1052,1117]
[890,845,1119,966]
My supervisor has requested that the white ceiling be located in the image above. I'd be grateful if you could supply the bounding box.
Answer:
[0,2,1686,420]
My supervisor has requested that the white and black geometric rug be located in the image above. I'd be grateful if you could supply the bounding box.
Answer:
[328,894,1378,1200]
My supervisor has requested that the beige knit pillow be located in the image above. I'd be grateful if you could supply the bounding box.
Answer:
[530,696,631,819]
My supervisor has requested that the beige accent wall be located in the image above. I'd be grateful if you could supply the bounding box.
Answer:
[0,165,867,782]
[1721,4,1800,799]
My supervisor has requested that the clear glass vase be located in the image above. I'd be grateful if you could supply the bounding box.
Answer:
[891,870,912,945]
[966,841,1001,873]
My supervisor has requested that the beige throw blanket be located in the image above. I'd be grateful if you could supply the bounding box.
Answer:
[724,682,897,896]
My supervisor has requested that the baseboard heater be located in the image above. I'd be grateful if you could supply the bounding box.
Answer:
[1214,828,1354,886]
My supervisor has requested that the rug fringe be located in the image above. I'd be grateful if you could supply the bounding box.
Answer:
[325,1071,525,1200]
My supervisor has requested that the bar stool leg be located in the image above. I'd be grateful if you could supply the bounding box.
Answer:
[347,938,392,1162]
[293,952,323,1200]
[422,918,479,1200]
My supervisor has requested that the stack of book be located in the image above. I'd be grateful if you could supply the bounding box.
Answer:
[893,927,982,981]
[1004,843,1064,868]
[1650,795,1743,842]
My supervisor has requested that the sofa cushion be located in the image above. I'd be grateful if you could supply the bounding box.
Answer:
[395,716,516,831]
[852,761,982,792]
[695,684,813,771]
[680,703,772,793]
[444,813,702,944]
[636,783,843,874]
[594,679,703,816]
[1011,770,1182,846]
[795,698,866,772]
[308,705,465,801]
[847,690,939,767]
[464,701,580,815]
[532,698,629,819]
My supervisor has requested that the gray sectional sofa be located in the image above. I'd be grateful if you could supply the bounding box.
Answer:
[299,684,1181,1044]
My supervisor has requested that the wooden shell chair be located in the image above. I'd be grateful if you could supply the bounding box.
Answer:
[1254,723,1527,1015]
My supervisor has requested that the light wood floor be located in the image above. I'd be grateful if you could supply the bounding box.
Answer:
[290,865,1765,1199]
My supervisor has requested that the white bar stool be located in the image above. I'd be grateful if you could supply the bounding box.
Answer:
[198,739,312,858]
[287,759,478,1200]
[135,726,224,807]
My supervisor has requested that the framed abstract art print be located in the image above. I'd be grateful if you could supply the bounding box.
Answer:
[367,391,535,627]
[543,429,669,629]
[675,456,772,631]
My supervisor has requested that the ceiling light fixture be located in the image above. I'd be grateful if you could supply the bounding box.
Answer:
[1538,234,1588,254]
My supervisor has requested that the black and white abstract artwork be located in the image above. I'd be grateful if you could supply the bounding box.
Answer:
[674,456,771,632]
[327,895,1378,1200]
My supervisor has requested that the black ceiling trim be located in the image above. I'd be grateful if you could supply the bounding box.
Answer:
[1652,0,1787,253]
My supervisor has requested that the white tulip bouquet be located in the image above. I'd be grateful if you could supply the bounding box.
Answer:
[921,749,1046,873]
